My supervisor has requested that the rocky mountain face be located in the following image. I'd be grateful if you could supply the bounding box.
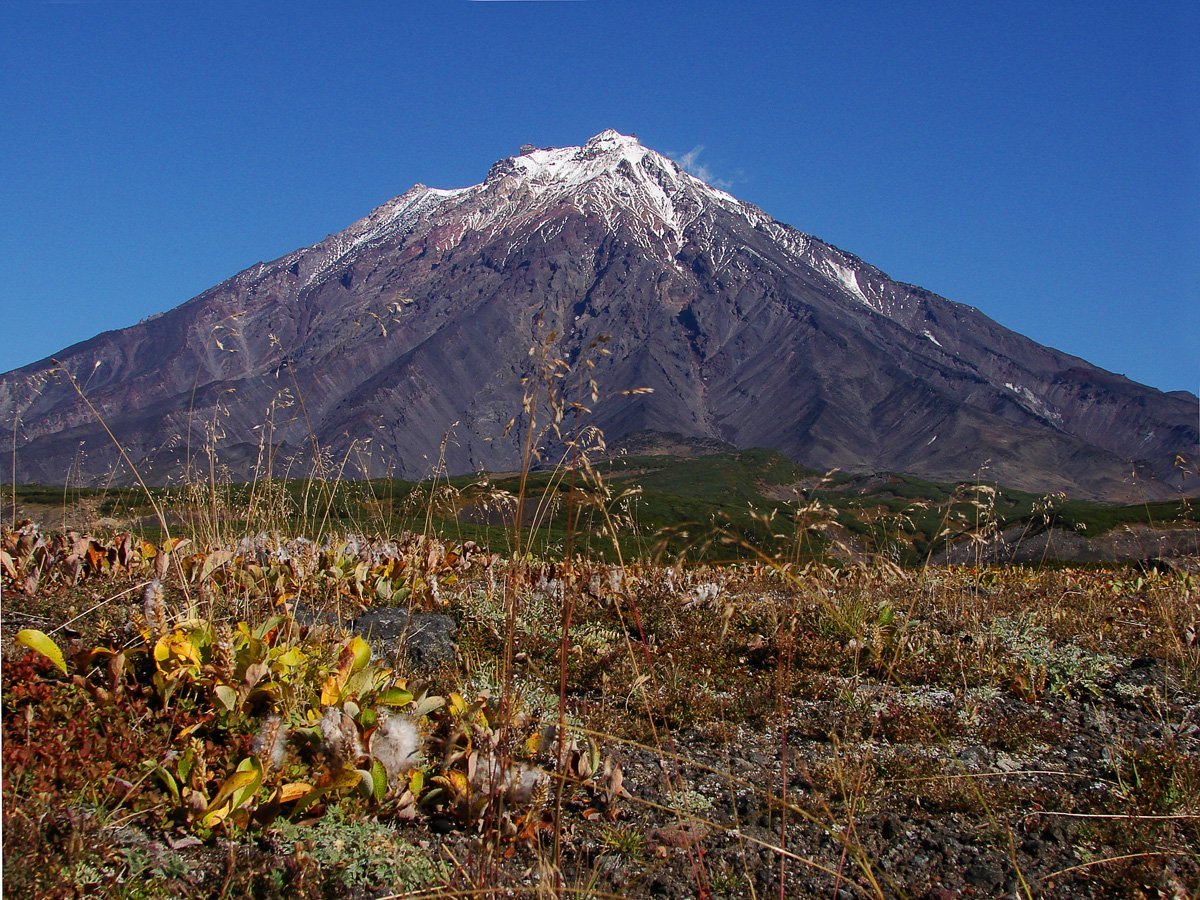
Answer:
[1,130,1195,500]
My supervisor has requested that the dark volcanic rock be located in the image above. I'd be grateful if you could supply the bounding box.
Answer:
[2,130,1195,500]
[350,608,457,673]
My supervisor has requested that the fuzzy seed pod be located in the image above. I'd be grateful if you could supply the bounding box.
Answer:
[471,755,548,808]
[338,711,363,765]
[319,706,343,759]
[320,707,363,769]
[143,579,168,639]
[251,715,289,772]
[369,715,423,786]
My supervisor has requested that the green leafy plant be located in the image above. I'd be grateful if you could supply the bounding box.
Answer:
[272,804,447,892]
[987,614,1116,700]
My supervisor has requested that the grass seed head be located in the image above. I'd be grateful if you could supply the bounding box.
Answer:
[142,578,167,639]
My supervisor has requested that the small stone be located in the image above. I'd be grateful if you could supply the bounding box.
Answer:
[995,752,1022,773]
[429,815,456,834]
[1042,824,1066,844]
[964,863,1002,889]
[881,815,898,840]
[956,744,992,771]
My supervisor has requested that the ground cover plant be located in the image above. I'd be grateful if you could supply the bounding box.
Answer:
[3,496,1198,897]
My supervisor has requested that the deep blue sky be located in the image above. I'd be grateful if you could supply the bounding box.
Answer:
[2,1,1196,392]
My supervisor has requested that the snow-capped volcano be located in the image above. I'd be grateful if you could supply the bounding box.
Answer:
[295,130,902,319]
[483,129,743,241]
[300,129,743,281]
[1,130,1195,499]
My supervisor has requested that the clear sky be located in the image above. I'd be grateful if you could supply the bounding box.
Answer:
[2,1,1196,393]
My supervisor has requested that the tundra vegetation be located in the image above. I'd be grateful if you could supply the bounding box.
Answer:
[2,350,1198,898]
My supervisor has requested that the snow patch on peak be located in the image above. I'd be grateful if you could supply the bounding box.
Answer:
[1004,382,1063,425]
[508,137,649,188]
[425,186,470,198]
[670,163,740,206]
[428,131,746,255]
[820,258,871,307]
[586,129,641,148]
[363,185,465,233]
[297,186,464,287]
[496,131,739,208]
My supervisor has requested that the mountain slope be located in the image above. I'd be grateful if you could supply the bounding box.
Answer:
[1,130,1194,500]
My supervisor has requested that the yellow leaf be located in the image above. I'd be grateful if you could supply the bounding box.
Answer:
[161,537,189,554]
[202,805,232,828]
[15,629,67,675]
[320,674,343,706]
[347,635,371,673]
[203,758,262,826]
[328,769,362,792]
[279,782,314,803]
[525,727,549,757]
[274,647,306,669]
[434,770,470,800]
[154,631,202,671]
